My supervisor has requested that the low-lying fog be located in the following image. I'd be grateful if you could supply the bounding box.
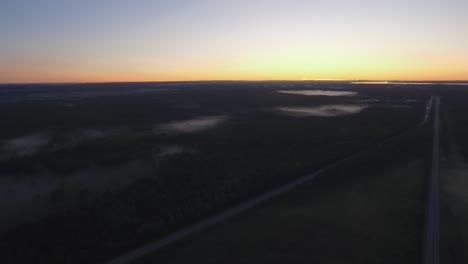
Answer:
[154,115,228,134]
[1,129,113,160]
[0,143,190,232]
[0,160,155,232]
[2,134,49,157]
[159,145,188,156]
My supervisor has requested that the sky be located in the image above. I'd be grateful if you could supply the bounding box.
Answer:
[1,0,467,83]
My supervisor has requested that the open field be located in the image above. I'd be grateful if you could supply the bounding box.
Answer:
[436,87,468,263]
[135,136,429,264]
[0,81,450,263]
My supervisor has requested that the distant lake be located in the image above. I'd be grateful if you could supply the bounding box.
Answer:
[277,105,368,117]
[278,90,357,96]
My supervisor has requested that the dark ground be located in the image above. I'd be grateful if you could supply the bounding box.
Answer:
[135,118,431,264]
[0,81,460,263]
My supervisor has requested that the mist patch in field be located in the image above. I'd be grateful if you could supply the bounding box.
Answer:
[65,129,106,145]
[442,160,468,206]
[278,90,357,96]
[2,134,49,156]
[154,115,228,134]
[159,146,187,156]
[0,160,154,232]
[277,105,368,117]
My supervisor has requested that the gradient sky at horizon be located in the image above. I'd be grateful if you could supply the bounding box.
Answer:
[1,0,467,83]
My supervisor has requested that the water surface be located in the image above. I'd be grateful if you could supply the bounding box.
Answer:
[278,90,357,96]
[277,105,368,117]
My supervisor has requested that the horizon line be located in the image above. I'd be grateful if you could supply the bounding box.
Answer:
[2,79,468,85]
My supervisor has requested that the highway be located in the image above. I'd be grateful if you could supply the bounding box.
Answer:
[105,97,436,264]
[424,96,440,264]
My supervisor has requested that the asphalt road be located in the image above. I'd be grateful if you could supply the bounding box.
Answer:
[424,96,440,264]
[105,97,436,264]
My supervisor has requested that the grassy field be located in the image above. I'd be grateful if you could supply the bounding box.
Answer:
[440,94,468,263]
[441,158,468,263]
[136,130,429,264]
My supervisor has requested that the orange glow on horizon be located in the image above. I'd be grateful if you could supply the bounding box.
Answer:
[2,53,467,83]
[2,69,467,84]
[0,74,468,84]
